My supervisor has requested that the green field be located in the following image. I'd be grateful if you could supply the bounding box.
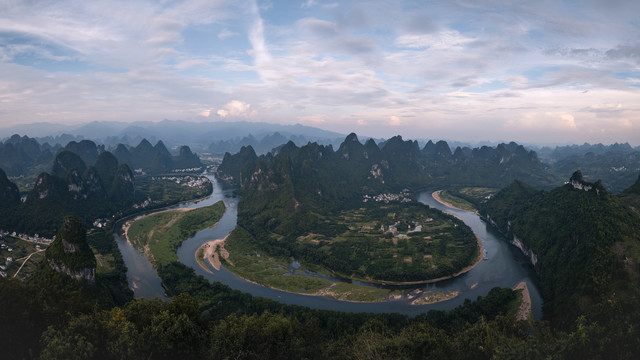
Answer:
[135,176,212,206]
[127,201,225,266]
[438,191,477,212]
[442,187,497,212]
[293,202,479,283]
[223,227,390,301]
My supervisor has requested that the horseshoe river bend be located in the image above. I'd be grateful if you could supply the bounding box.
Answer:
[114,175,542,318]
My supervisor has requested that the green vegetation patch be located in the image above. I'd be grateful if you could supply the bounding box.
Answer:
[296,202,479,283]
[223,227,392,301]
[443,187,498,211]
[438,190,476,212]
[195,247,206,270]
[86,228,134,304]
[135,175,212,207]
[223,227,331,293]
[127,201,225,266]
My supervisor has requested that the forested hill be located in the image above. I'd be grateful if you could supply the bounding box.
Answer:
[0,150,136,237]
[0,135,202,179]
[480,171,640,330]
[214,133,563,284]
[217,133,559,194]
[619,174,640,212]
[113,139,201,174]
[216,133,557,247]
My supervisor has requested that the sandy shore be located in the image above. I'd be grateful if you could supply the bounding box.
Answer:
[432,190,462,210]
[514,281,532,321]
[432,190,479,214]
[196,236,232,272]
[410,290,459,305]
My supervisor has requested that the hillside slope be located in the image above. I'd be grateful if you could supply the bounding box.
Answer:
[481,171,640,330]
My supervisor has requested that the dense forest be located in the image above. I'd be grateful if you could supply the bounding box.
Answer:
[479,171,640,346]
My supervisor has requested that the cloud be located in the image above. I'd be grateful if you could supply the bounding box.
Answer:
[218,28,237,39]
[620,119,632,127]
[401,13,438,34]
[606,44,640,63]
[298,114,327,124]
[296,17,378,59]
[247,0,272,79]
[301,0,317,8]
[1,0,640,145]
[561,113,577,129]
[217,100,254,119]
[395,30,474,50]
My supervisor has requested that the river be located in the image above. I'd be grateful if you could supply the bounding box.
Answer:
[115,175,543,318]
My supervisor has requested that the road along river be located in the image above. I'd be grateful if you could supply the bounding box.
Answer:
[116,175,543,318]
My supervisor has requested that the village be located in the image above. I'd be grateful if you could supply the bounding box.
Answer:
[362,189,413,204]
[0,231,48,278]
[150,175,210,188]
[0,230,54,245]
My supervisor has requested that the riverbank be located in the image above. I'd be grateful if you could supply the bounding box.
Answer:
[122,207,197,245]
[123,201,226,267]
[432,190,477,213]
[193,234,468,305]
[513,281,532,321]
[196,236,231,273]
[431,191,534,318]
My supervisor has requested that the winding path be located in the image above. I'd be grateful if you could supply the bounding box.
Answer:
[13,249,45,278]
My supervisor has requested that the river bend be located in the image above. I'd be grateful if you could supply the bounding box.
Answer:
[115,176,543,318]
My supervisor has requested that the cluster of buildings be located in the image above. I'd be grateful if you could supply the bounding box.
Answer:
[133,197,153,210]
[151,175,210,189]
[172,167,204,173]
[0,236,14,277]
[92,219,109,228]
[0,231,52,277]
[382,220,429,236]
[610,166,628,172]
[362,189,413,204]
[0,254,13,277]
[0,230,53,245]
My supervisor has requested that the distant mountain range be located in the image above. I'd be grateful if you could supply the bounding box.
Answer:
[2,120,640,192]
[0,135,201,179]
[0,120,348,152]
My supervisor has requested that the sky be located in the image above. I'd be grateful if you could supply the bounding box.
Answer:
[1,0,639,145]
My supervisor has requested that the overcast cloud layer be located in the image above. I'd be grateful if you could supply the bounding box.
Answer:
[1,0,639,144]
